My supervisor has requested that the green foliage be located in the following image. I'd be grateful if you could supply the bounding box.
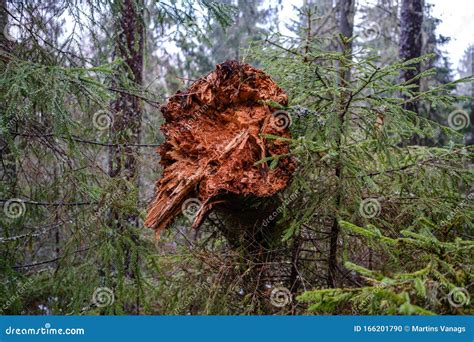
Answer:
[0,0,235,315]
[0,57,113,136]
[1,0,472,316]
[155,0,236,31]
[298,220,472,314]
[251,11,473,315]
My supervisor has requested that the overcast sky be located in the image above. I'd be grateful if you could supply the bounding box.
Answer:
[428,0,474,70]
[279,0,474,74]
[19,1,473,76]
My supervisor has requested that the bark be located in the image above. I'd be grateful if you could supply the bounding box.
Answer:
[109,0,144,181]
[337,0,355,44]
[0,0,7,48]
[0,0,16,195]
[337,0,355,81]
[326,2,355,288]
[399,0,424,115]
[108,0,144,313]
[327,53,350,286]
[470,47,474,145]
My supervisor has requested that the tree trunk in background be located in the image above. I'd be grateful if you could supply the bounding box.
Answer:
[326,0,355,289]
[337,0,355,47]
[470,47,474,145]
[0,0,8,48]
[0,0,16,196]
[109,0,144,313]
[337,0,355,82]
[399,0,423,116]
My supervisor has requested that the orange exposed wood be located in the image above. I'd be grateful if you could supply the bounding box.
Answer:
[145,61,295,238]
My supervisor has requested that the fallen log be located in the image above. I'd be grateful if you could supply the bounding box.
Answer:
[145,60,295,239]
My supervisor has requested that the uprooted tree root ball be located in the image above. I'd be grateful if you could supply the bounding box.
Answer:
[145,60,295,238]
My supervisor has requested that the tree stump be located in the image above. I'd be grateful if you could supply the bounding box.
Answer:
[145,60,295,242]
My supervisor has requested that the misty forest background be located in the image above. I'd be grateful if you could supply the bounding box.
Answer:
[0,0,473,315]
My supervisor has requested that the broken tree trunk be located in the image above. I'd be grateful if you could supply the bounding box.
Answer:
[145,60,295,240]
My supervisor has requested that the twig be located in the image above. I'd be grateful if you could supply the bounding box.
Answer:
[10,131,161,147]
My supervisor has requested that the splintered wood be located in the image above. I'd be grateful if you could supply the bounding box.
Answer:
[145,60,295,238]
